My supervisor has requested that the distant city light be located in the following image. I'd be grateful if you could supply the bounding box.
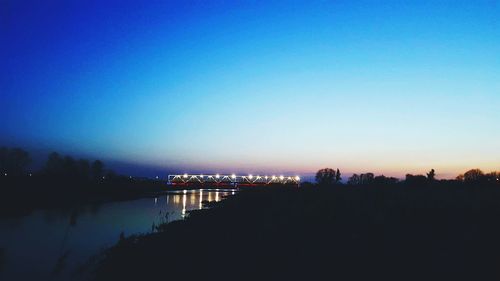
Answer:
[155,176,159,179]
[279,175,284,180]
[4,173,7,176]
[295,176,300,181]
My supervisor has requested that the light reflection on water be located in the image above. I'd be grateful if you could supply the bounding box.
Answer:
[199,189,203,209]
[182,193,187,218]
[0,189,234,281]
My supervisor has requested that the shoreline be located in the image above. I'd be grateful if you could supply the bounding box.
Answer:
[0,178,168,218]
[0,181,239,219]
[93,184,500,280]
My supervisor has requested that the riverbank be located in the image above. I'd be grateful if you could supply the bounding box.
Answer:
[94,185,500,280]
[0,189,232,281]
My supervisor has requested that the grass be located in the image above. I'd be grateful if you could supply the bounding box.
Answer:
[93,184,500,281]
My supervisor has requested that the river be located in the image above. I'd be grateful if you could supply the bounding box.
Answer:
[0,189,234,280]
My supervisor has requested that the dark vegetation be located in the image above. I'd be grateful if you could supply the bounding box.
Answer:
[3,146,500,280]
[0,147,166,217]
[315,167,342,185]
[94,168,500,281]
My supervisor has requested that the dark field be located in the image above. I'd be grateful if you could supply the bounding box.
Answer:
[94,184,500,281]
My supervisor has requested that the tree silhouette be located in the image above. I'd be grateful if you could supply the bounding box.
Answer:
[0,147,31,176]
[426,169,436,181]
[91,160,104,181]
[360,173,374,184]
[405,174,427,185]
[485,172,500,184]
[373,175,399,185]
[335,168,342,183]
[347,174,360,185]
[348,173,396,185]
[0,147,6,172]
[77,159,90,180]
[463,169,484,182]
[316,168,337,186]
[63,156,78,178]
[45,152,64,175]
[44,152,107,182]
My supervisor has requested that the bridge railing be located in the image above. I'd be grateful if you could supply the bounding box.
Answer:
[167,174,300,186]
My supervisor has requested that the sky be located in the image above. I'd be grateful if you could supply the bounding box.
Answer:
[1,0,499,179]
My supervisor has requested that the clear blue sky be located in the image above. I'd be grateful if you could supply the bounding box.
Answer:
[1,0,499,178]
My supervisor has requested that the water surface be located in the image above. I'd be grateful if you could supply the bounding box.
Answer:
[0,189,234,280]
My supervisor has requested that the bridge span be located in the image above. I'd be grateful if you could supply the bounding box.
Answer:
[167,174,300,187]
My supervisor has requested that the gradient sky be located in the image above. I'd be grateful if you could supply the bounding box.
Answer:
[1,0,499,178]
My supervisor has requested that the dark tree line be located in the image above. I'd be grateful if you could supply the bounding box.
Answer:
[315,167,499,187]
[1,147,111,183]
[43,152,105,181]
[347,173,399,185]
[0,148,167,216]
[347,173,374,185]
[0,147,31,176]
[456,169,499,184]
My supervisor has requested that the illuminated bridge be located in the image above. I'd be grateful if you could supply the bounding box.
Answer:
[167,174,300,187]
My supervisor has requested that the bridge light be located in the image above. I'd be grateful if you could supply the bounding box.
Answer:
[183,173,188,178]
[265,176,268,180]
[216,174,220,179]
[231,174,236,179]
[279,175,284,180]
[295,176,300,181]
[249,174,253,179]
[272,175,276,180]
[200,174,203,177]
